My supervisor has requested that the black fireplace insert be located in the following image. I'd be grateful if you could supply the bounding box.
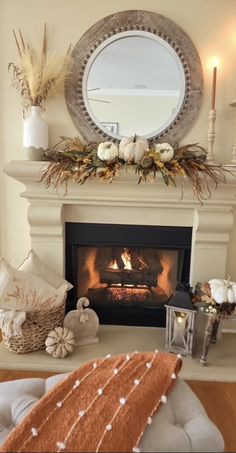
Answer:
[65,223,192,327]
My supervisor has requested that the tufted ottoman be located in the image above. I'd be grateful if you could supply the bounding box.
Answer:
[0,374,224,452]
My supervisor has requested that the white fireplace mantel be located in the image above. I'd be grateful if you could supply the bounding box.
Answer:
[4,160,236,286]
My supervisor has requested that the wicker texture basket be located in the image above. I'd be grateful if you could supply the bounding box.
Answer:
[2,302,65,354]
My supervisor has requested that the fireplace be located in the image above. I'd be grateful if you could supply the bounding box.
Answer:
[4,161,236,330]
[65,223,192,327]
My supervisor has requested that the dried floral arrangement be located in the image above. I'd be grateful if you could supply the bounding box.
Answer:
[194,279,236,316]
[8,24,71,111]
[41,135,231,203]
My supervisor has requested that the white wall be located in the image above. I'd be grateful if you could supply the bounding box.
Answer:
[1,0,236,277]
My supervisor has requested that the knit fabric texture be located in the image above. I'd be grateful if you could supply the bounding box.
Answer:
[1,351,182,453]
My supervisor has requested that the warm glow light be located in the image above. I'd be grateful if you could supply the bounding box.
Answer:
[232,32,236,48]
[212,57,220,68]
[176,313,186,324]
[107,249,149,272]
[206,56,220,70]
[138,255,149,270]
[108,259,119,270]
[177,316,184,324]
[121,248,132,270]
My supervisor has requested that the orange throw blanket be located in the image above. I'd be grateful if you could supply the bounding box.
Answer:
[1,351,182,453]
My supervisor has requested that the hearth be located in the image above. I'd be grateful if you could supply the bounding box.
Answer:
[65,223,192,327]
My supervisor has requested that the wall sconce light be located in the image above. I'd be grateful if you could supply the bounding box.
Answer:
[165,283,197,357]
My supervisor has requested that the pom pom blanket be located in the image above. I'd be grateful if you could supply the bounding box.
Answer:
[1,351,182,452]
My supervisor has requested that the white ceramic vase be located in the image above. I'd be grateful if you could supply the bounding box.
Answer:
[23,106,49,159]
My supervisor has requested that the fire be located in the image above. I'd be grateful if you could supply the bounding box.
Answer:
[121,248,132,270]
[107,248,149,271]
[109,259,119,270]
[138,255,149,270]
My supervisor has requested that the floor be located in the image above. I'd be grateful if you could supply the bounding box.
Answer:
[0,325,235,381]
[187,380,236,453]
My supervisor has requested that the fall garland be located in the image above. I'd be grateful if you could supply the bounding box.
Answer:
[41,136,230,203]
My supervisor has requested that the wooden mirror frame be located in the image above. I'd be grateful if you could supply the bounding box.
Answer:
[65,10,203,145]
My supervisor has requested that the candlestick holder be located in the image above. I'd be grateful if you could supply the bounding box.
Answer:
[207,108,217,162]
[229,100,236,164]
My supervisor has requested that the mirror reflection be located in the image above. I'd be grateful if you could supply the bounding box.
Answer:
[85,33,185,139]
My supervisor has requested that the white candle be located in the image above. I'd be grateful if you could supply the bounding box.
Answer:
[211,66,217,110]
[210,57,219,110]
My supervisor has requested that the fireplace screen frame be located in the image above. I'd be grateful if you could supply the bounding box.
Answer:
[65,223,192,327]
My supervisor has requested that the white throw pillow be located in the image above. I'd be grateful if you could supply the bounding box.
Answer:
[0,258,68,311]
[18,250,73,291]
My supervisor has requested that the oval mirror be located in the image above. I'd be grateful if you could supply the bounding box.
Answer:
[65,10,203,145]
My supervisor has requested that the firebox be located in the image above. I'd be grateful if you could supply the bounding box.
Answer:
[65,223,192,327]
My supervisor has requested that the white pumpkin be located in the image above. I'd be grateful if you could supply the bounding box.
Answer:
[45,326,75,358]
[119,136,149,163]
[208,277,236,304]
[155,143,174,162]
[63,297,99,346]
[97,142,119,161]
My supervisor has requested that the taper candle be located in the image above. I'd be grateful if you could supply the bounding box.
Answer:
[211,66,217,109]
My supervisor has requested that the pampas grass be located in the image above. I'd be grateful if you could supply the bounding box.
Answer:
[8,24,71,111]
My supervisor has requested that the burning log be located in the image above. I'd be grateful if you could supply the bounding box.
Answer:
[100,268,157,288]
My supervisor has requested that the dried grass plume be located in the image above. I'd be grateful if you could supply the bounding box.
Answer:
[8,24,71,111]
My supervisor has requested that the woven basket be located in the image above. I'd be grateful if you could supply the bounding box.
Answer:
[2,302,65,354]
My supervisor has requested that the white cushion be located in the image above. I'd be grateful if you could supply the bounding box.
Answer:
[0,375,224,452]
[18,250,73,291]
[0,258,68,311]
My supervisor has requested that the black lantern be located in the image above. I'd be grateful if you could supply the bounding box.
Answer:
[165,283,197,357]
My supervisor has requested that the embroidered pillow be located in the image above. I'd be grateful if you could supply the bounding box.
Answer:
[18,250,73,291]
[0,258,67,311]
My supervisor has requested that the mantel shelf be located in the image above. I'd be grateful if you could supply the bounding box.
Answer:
[4,160,236,208]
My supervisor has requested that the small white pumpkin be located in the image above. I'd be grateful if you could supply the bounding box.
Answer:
[119,135,149,163]
[45,326,75,358]
[155,143,174,162]
[208,277,236,304]
[97,142,119,161]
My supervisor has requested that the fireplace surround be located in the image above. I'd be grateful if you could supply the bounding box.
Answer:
[4,160,236,327]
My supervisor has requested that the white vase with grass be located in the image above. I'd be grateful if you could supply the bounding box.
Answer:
[9,24,71,160]
[23,106,49,159]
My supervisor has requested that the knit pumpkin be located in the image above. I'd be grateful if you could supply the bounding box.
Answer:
[97,142,119,161]
[119,135,149,163]
[45,326,75,358]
